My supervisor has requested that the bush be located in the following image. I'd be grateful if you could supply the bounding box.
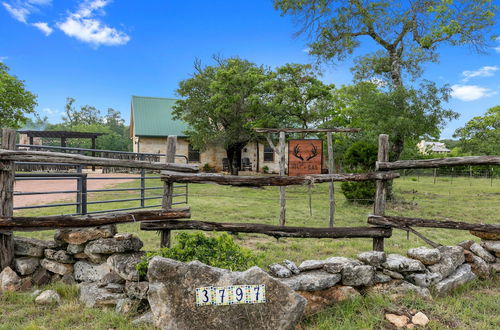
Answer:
[340,181,376,204]
[262,166,269,174]
[136,232,260,277]
[341,141,378,204]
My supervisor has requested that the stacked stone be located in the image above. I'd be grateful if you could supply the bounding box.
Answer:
[0,225,149,316]
[463,231,500,276]
[268,242,498,315]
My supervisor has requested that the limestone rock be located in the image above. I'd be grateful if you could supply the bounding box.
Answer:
[365,280,432,300]
[32,267,51,286]
[491,262,500,273]
[105,283,125,293]
[269,263,292,278]
[40,259,73,275]
[84,235,143,255]
[67,243,85,254]
[341,265,374,286]
[405,272,441,288]
[13,257,39,275]
[457,240,474,250]
[385,313,409,328]
[407,247,441,265]
[470,231,500,240]
[470,243,495,263]
[323,257,361,274]
[61,273,76,285]
[468,255,491,278]
[132,312,155,326]
[79,282,126,308]
[382,269,404,279]
[35,290,61,305]
[86,252,108,264]
[14,237,57,257]
[480,240,500,254]
[74,261,113,282]
[427,246,465,279]
[283,259,300,274]
[357,251,386,267]
[371,271,392,284]
[280,271,342,291]
[147,257,306,330]
[382,254,426,272]
[125,281,149,300]
[97,271,125,286]
[435,264,476,296]
[412,312,429,326]
[44,249,75,264]
[20,277,32,290]
[107,252,144,281]
[298,259,326,271]
[55,225,116,245]
[297,285,360,316]
[115,298,140,314]
[0,266,22,292]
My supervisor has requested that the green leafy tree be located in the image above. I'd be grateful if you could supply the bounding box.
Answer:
[274,0,496,158]
[453,106,500,155]
[0,63,37,128]
[173,57,270,175]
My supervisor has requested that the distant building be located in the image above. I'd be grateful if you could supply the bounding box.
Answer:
[417,140,450,155]
[129,96,283,172]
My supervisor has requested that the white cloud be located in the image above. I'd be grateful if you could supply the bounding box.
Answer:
[2,2,30,22]
[451,84,497,102]
[57,0,130,47]
[42,107,57,115]
[0,56,8,62]
[461,66,499,82]
[32,21,52,35]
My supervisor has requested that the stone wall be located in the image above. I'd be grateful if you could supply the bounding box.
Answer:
[0,228,498,328]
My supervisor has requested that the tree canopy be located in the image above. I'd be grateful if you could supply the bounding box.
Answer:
[453,106,500,155]
[0,63,37,128]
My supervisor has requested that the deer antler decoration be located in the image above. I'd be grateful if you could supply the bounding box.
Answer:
[306,143,318,161]
[293,144,304,161]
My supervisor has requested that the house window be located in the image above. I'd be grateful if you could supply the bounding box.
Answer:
[263,145,274,162]
[188,144,200,162]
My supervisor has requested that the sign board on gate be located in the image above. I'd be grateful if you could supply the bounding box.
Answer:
[288,139,323,176]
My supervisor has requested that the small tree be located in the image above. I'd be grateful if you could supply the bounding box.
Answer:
[0,63,37,128]
[454,106,499,155]
[173,57,270,175]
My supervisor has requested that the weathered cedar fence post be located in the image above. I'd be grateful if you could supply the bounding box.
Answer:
[278,131,286,226]
[0,129,16,269]
[373,134,389,251]
[160,135,177,247]
[327,132,335,227]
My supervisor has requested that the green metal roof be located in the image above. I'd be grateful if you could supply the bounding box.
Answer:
[131,96,189,137]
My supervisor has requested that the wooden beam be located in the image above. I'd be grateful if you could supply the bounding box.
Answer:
[161,136,177,247]
[377,156,500,171]
[372,134,389,252]
[368,215,500,233]
[160,171,400,186]
[0,149,199,172]
[1,129,16,269]
[255,128,360,133]
[141,220,392,239]
[0,208,190,231]
[278,131,286,226]
[327,132,335,227]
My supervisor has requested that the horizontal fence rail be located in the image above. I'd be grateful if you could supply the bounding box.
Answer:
[141,220,392,239]
[0,208,190,231]
[0,149,199,172]
[377,156,500,171]
[368,215,500,233]
[161,171,400,186]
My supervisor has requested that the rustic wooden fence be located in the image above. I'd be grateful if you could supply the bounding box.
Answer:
[1,128,499,271]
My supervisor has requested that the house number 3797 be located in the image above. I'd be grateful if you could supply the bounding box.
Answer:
[195,285,266,306]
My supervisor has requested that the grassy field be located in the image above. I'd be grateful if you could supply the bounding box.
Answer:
[3,174,499,329]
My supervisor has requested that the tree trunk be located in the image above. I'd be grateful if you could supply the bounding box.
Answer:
[226,143,245,176]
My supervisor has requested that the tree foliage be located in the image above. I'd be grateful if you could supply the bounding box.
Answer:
[453,106,500,155]
[0,63,37,128]
[173,57,271,175]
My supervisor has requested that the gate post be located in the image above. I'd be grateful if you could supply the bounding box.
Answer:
[0,129,16,269]
[373,134,389,251]
[160,135,177,247]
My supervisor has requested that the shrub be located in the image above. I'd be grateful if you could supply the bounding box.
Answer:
[341,141,378,204]
[203,163,214,172]
[136,232,260,277]
[262,166,269,174]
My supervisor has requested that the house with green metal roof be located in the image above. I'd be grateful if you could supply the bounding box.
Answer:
[130,95,280,172]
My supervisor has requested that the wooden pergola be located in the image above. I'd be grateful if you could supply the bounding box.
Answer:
[17,130,105,150]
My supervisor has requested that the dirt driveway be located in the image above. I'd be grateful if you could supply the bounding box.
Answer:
[14,173,137,208]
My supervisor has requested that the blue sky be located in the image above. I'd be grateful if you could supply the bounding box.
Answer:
[1,0,499,139]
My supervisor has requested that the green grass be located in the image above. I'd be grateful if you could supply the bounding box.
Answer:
[6,174,500,329]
